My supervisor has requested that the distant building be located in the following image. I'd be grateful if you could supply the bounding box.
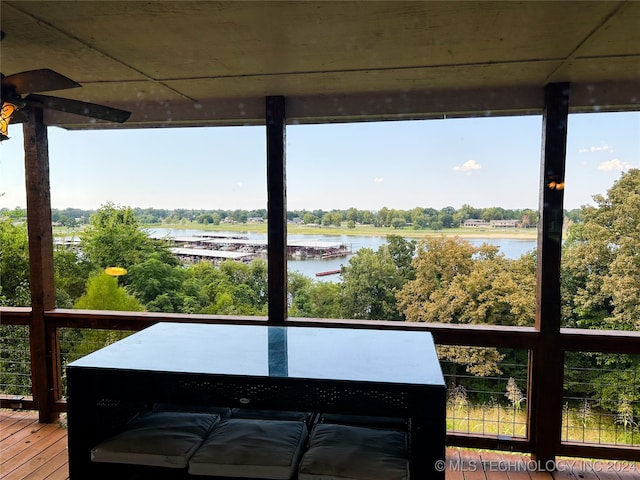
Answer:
[463,219,490,228]
[490,219,519,228]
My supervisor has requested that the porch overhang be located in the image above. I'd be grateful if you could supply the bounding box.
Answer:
[1,1,638,129]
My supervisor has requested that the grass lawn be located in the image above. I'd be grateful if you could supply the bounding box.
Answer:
[146,221,538,240]
[447,403,639,446]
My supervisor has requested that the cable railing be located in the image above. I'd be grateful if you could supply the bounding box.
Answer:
[1,307,639,462]
[58,327,134,399]
[441,352,528,439]
[563,352,639,447]
[0,324,32,398]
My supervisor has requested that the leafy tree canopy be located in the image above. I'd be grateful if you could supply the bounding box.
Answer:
[562,169,640,330]
[80,202,168,271]
[127,254,185,305]
[397,236,536,326]
[0,216,30,306]
[74,274,144,311]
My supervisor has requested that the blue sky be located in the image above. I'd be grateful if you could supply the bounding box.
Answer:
[1,112,638,212]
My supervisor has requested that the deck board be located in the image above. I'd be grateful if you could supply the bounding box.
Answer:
[1,410,638,480]
[5,436,68,480]
[1,419,49,451]
[446,448,466,480]
[1,424,67,480]
[459,449,489,480]
[20,449,69,480]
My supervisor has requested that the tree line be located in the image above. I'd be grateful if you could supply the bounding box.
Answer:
[0,169,638,435]
[3,204,588,230]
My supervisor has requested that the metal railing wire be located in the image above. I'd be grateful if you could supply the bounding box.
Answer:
[564,352,639,447]
[440,348,528,439]
[0,325,32,397]
[58,327,133,398]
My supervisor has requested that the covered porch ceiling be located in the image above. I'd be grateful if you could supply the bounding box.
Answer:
[1,0,639,130]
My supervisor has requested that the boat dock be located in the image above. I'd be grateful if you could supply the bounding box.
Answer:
[315,269,341,277]
[150,233,352,264]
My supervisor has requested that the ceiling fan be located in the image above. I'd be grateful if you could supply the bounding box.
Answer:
[1,68,131,141]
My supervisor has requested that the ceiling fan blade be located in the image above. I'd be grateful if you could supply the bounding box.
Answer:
[26,94,131,123]
[2,69,80,94]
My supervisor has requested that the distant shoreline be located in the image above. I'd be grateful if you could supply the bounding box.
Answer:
[151,222,538,241]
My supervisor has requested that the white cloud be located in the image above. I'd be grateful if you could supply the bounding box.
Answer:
[579,144,614,154]
[453,160,481,173]
[373,177,384,183]
[597,159,632,171]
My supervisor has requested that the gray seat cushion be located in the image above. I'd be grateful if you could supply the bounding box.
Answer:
[188,418,308,479]
[298,423,409,480]
[91,411,220,468]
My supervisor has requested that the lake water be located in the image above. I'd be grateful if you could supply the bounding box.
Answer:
[150,228,537,282]
[288,235,536,281]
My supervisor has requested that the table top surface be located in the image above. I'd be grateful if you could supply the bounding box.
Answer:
[68,323,445,387]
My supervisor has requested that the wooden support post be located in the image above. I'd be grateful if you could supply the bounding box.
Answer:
[23,107,60,423]
[266,96,287,325]
[529,83,570,466]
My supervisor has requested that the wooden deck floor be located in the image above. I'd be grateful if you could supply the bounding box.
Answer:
[2,410,638,480]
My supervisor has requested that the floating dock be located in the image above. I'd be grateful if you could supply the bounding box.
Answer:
[150,233,352,264]
[315,269,341,277]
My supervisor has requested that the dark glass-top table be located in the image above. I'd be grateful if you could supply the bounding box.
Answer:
[67,323,446,479]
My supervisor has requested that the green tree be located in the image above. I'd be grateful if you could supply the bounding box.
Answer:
[361,210,375,225]
[0,216,31,394]
[54,249,93,306]
[430,220,443,231]
[220,259,268,306]
[411,207,428,229]
[80,202,165,271]
[439,213,455,228]
[560,170,640,420]
[397,236,535,326]
[197,214,214,224]
[397,236,536,375]
[179,262,227,313]
[63,274,143,364]
[302,213,317,224]
[289,275,342,319]
[521,209,539,228]
[288,271,313,303]
[391,217,405,229]
[341,247,405,320]
[345,208,359,223]
[454,204,480,225]
[482,207,505,222]
[0,215,30,306]
[562,169,640,331]
[127,254,185,308]
[564,208,581,224]
[188,259,268,316]
[74,273,144,312]
[376,207,390,227]
[385,234,417,282]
